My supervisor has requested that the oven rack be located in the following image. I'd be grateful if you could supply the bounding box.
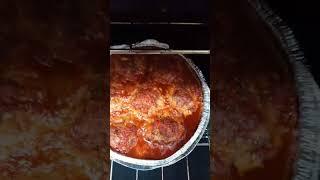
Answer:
[110,49,210,55]
[110,21,209,50]
[111,22,206,26]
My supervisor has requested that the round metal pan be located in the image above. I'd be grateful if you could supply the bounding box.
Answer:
[110,40,210,170]
[249,1,320,179]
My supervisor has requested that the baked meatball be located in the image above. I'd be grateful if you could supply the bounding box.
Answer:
[110,123,138,154]
[171,85,201,117]
[131,87,165,116]
[142,118,186,147]
[111,56,147,84]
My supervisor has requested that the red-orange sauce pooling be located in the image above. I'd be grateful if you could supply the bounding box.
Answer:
[110,54,203,159]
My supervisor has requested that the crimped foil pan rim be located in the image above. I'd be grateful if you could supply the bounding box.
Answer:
[249,1,320,179]
[110,45,210,170]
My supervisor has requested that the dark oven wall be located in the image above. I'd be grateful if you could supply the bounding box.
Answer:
[110,0,208,22]
[110,0,209,50]
[264,0,319,84]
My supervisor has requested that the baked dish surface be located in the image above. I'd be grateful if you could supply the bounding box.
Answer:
[110,54,203,159]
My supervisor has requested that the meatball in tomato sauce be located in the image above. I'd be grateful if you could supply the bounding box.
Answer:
[110,124,138,154]
[142,118,186,147]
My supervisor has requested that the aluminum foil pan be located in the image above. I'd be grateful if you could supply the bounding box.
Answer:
[249,1,320,179]
[110,40,210,170]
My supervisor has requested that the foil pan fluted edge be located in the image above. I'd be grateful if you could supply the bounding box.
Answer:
[110,41,210,170]
[249,1,320,180]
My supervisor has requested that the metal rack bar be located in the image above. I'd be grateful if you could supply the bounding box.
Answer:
[161,167,164,180]
[111,22,207,25]
[197,143,210,147]
[186,158,191,180]
[110,161,113,180]
[110,50,210,55]
[135,169,139,180]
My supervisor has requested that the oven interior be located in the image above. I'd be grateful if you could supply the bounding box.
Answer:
[110,0,210,179]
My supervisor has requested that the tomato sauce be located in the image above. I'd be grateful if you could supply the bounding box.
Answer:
[126,106,202,159]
